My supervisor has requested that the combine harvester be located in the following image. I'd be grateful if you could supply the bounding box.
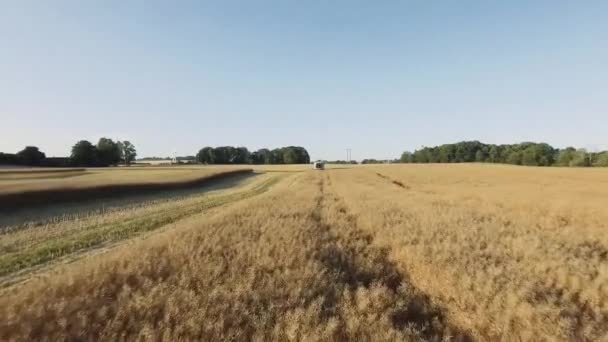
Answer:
[312,160,325,170]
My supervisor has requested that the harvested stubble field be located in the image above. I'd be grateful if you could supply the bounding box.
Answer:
[0,166,256,195]
[0,164,313,198]
[1,164,607,341]
[0,167,265,210]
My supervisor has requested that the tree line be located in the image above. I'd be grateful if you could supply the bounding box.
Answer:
[0,138,137,167]
[325,160,358,165]
[400,141,608,167]
[360,159,400,164]
[70,139,137,166]
[196,146,310,164]
[0,147,49,166]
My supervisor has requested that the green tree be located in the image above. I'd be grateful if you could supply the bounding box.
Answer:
[437,145,454,163]
[506,151,523,165]
[196,146,309,165]
[520,143,555,166]
[400,151,413,163]
[234,147,251,164]
[412,148,431,163]
[0,153,19,165]
[270,148,284,164]
[96,138,121,166]
[256,148,272,164]
[118,141,137,165]
[71,140,98,166]
[536,144,556,166]
[556,147,577,166]
[593,152,608,166]
[212,146,235,164]
[521,148,537,166]
[569,149,590,167]
[401,141,608,167]
[488,146,499,163]
[196,147,215,164]
[454,145,466,162]
[282,148,298,164]
[287,146,310,164]
[16,146,46,166]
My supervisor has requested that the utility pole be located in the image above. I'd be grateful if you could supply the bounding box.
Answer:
[346,148,352,163]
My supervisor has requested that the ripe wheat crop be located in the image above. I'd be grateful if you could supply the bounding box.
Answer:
[1,164,606,340]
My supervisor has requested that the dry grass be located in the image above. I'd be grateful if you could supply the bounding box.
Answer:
[1,164,607,340]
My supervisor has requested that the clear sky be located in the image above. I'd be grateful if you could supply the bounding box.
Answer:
[1,1,607,160]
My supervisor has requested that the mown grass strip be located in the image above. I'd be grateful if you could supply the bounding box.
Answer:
[0,175,283,277]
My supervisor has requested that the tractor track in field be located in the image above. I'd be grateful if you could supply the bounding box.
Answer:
[375,171,410,189]
[308,173,471,341]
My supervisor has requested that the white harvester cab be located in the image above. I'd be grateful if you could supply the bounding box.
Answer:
[312,160,325,170]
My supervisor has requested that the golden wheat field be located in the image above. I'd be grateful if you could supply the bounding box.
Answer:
[1,164,607,341]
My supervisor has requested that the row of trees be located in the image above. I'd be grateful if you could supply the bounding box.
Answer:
[400,141,608,167]
[325,160,358,165]
[71,138,137,166]
[0,139,137,167]
[196,146,310,165]
[361,159,395,164]
[0,147,48,166]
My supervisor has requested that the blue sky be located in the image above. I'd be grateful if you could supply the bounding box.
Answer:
[1,1,607,160]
